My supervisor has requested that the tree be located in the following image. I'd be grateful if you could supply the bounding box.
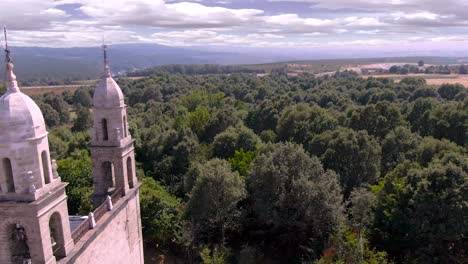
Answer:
[418,60,424,67]
[317,226,391,264]
[429,102,467,145]
[276,104,337,144]
[247,143,343,261]
[187,159,246,244]
[371,157,467,263]
[381,126,422,175]
[44,94,70,124]
[213,126,260,159]
[227,149,257,177]
[246,99,290,133]
[200,245,230,264]
[308,128,381,198]
[406,98,436,136]
[48,133,68,159]
[346,102,404,139]
[38,102,61,128]
[188,106,210,138]
[415,136,464,166]
[437,84,464,101]
[140,177,186,248]
[410,87,439,101]
[389,65,399,74]
[459,65,468,74]
[57,150,93,215]
[73,89,92,107]
[72,104,92,132]
[202,107,240,142]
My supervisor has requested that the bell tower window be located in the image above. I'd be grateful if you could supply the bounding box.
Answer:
[102,119,109,141]
[102,161,115,193]
[41,151,51,184]
[123,116,127,138]
[127,157,134,188]
[49,212,66,259]
[2,158,15,193]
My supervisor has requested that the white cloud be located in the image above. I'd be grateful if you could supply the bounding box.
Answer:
[57,0,264,28]
[0,0,67,30]
[2,0,468,49]
[140,29,289,47]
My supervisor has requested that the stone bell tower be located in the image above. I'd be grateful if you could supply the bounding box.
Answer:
[0,28,74,264]
[90,45,137,207]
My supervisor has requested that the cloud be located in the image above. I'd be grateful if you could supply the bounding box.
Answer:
[270,0,468,18]
[0,0,68,30]
[2,0,468,49]
[138,29,289,47]
[57,0,264,28]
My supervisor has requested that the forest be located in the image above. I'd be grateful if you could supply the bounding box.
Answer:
[8,71,467,263]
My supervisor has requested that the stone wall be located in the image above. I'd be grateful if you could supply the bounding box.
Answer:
[61,187,144,264]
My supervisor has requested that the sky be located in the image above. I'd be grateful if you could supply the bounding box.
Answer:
[1,0,468,54]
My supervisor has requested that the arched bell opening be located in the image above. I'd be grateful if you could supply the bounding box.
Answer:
[127,157,134,189]
[102,118,109,141]
[102,161,115,193]
[2,158,15,193]
[41,151,51,184]
[49,212,66,260]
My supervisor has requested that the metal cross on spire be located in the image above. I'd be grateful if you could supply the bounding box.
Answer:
[102,43,108,66]
[101,37,111,77]
[4,26,12,63]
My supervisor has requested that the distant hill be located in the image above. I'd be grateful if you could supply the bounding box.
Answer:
[1,43,468,84]
[0,43,292,83]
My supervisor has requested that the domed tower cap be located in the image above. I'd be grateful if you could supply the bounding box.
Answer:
[93,44,124,108]
[0,27,47,142]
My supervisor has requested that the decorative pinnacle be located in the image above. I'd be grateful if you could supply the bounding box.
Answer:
[4,26,19,93]
[4,26,12,63]
[102,44,111,78]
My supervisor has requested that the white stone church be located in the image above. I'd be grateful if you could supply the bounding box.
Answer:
[0,41,144,263]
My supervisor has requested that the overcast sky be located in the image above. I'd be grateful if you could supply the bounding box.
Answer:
[1,0,468,52]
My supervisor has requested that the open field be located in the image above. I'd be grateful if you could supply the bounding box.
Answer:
[364,73,468,86]
[21,85,83,96]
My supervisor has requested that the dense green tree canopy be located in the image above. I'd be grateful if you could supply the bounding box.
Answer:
[57,150,93,215]
[371,156,467,263]
[140,177,186,248]
[187,159,246,244]
[40,70,466,263]
[381,126,422,175]
[346,101,404,139]
[247,143,343,261]
[72,104,92,132]
[276,104,338,144]
[308,127,381,198]
[213,126,260,159]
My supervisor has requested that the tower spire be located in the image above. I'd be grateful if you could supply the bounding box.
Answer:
[102,43,111,78]
[3,26,19,93]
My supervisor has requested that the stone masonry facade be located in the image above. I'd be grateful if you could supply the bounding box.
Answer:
[0,41,144,264]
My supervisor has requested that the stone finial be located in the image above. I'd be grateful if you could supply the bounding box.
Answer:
[115,127,121,140]
[88,212,96,229]
[106,195,113,211]
[102,44,111,78]
[4,27,19,93]
[27,171,36,194]
[52,159,59,179]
